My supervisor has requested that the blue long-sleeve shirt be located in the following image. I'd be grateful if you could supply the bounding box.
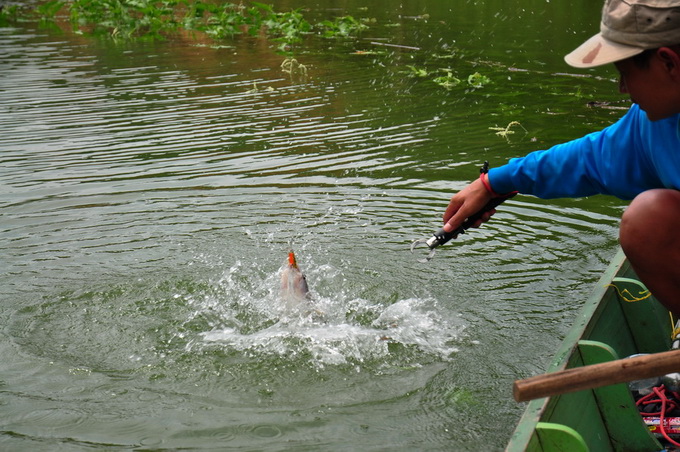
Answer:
[488,104,680,200]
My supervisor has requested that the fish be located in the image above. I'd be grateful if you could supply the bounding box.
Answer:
[279,251,311,310]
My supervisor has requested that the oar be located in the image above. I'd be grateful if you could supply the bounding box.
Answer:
[513,348,680,402]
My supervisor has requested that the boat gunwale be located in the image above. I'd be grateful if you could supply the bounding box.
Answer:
[506,248,649,451]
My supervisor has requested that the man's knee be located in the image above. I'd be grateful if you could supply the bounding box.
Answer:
[620,189,680,256]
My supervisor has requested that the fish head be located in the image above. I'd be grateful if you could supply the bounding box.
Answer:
[280,251,310,308]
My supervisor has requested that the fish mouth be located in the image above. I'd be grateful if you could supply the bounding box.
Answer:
[288,251,299,269]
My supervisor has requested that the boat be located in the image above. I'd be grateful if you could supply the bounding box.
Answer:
[506,248,678,452]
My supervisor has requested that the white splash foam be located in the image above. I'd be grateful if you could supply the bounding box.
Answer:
[182,259,464,369]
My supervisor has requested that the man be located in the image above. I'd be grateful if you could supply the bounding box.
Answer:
[442,0,680,313]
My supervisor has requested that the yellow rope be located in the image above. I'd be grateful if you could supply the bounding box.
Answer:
[608,278,679,340]
[671,313,680,340]
[607,280,651,302]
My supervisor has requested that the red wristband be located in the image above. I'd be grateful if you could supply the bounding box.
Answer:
[479,173,518,198]
[479,172,500,197]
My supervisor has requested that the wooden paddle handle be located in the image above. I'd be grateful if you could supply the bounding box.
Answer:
[513,348,680,402]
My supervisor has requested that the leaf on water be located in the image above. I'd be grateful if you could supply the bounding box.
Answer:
[467,72,491,88]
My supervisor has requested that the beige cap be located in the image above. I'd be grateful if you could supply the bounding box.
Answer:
[565,0,680,68]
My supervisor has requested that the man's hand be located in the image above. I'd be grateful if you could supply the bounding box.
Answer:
[442,175,496,234]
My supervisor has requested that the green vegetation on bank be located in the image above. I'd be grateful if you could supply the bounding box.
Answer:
[1,0,369,49]
[1,0,495,92]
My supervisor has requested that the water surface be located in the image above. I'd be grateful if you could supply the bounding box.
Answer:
[1,1,630,450]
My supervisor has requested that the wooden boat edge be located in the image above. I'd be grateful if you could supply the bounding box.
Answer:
[506,248,671,451]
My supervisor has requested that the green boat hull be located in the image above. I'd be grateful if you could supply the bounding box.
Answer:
[507,248,672,452]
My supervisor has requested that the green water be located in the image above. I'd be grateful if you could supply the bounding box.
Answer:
[1,1,631,450]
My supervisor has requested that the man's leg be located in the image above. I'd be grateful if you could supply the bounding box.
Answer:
[619,189,680,315]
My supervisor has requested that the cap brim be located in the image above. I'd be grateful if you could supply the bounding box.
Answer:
[564,33,644,68]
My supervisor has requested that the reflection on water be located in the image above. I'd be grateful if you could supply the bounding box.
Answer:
[1,1,628,450]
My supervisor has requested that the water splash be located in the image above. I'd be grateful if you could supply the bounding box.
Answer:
[183,257,464,370]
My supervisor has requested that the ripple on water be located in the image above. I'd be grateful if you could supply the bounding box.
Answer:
[5,251,466,410]
[1,11,624,450]
[1,405,103,447]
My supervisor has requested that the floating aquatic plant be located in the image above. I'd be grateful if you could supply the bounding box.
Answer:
[68,0,184,39]
[318,15,368,38]
[433,70,461,89]
[489,121,528,140]
[0,4,20,24]
[428,68,493,90]
[246,82,274,94]
[467,72,491,88]
[281,58,308,78]
[248,2,311,50]
[36,0,65,20]
[405,65,429,78]
[201,2,248,39]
